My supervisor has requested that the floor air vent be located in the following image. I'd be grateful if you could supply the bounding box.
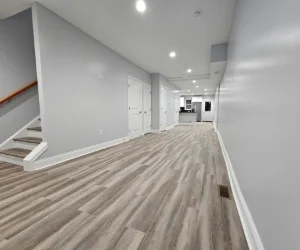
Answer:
[219,185,230,199]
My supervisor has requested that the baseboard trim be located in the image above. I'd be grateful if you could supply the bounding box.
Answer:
[27,136,130,172]
[178,122,196,126]
[166,124,175,130]
[151,129,160,133]
[216,128,265,250]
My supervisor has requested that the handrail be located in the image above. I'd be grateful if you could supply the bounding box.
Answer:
[0,81,37,106]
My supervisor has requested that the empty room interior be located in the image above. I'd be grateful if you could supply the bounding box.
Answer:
[0,0,298,249]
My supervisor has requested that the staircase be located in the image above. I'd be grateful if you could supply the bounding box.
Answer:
[0,118,42,166]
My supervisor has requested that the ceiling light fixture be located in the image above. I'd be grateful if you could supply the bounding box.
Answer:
[169,51,176,58]
[204,89,207,91]
[193,80,196,83]
[136,0,146,13]
[187,69,192,73]
[188,90,190,92]
[196,86,199,88]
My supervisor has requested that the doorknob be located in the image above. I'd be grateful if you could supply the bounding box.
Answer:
[144,111,146,114]
[139,111,142,114]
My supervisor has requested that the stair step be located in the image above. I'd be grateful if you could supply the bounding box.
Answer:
[0,148,31,158]
[27,127,42,132]
[14,137,42,144]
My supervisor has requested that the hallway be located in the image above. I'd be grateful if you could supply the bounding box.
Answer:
[0,124,248,250]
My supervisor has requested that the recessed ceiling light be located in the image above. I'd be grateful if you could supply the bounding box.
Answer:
[187,69,192,73]
[193,80,196,83]
[169,52,176,58]
[196,86,199,88]
[204,89,207,91]
[205,93,208,95]
[188,90,190,92]
[192,93,194,95]
[136,0,146,12]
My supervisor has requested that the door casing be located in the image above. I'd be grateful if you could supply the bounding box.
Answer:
[128,76,143,139]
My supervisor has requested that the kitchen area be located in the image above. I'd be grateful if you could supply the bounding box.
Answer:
[179,95,214,124]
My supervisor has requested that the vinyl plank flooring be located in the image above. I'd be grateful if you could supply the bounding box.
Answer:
[114,227,145,250]
[0,123,249,250]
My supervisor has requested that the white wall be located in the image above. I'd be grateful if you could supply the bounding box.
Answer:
[213,83,220,128]
[151,74,160,130]
[217,1,300,249]
[160,75,177,127]
[32,3,151,159]
[0,8,39,143]
[0,9,37,99]
[151,74,178,130]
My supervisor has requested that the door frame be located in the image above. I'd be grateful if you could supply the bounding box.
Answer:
[142,82,151,134]
[174,93,179,126]
[160,86,167,131]
[128,76,143,139]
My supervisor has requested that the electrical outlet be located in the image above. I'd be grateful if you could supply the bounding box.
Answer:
[99,129,103,135]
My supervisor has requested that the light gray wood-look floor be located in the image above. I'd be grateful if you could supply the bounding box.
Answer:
[0,123,249,250]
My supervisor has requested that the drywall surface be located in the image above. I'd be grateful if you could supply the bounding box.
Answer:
[151,74,160,130]
[0,8,39,143]
[217,1,300,249]
[211,43,228,63]
[0,9,37,99]
[0,87,39,143]
[32,3,151,158]
[160,75,177,127]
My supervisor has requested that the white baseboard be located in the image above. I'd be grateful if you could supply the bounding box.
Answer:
[166,124,175,130]
[151,129,160,133]
[26,136,130,172]
[24,142,48,171]
[178,122,196,126]
[213,121,217,131]
[216,129,265,250]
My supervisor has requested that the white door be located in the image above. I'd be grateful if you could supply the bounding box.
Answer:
[128,77,143,139]
[143,83,151,134]
[160,87,167,131]
[174,94,180,125]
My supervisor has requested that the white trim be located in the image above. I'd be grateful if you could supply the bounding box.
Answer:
[151,129,160,133]
[0,116,40,150]
[178,122,197,126]
[23,142,48,171]
[216,128,265,250]
[128,76,143,139]
[26,136,129,172]
[0,155,23,166]
[142,82,152,134]
[213,121,217,131]
[32,3,47,141]
[166,124,175,130]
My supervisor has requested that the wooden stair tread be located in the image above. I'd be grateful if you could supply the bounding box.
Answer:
[27,127,42,131]
[0,148,31,158]
[14,137,42,144]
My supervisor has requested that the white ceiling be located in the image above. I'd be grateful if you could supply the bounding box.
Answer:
[0,0,236,94]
